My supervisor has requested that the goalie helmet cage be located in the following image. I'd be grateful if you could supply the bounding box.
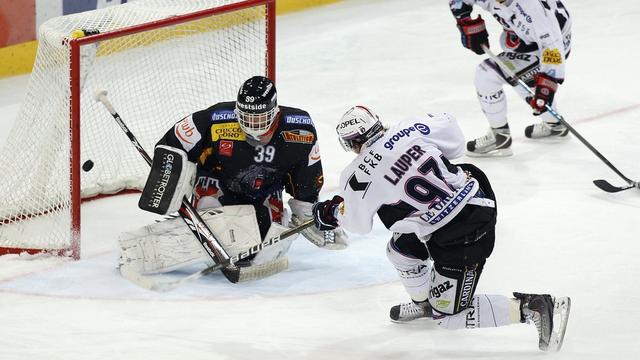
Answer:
[0,0,276,260]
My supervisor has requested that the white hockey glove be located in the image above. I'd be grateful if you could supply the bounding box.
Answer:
[288,198,348,250]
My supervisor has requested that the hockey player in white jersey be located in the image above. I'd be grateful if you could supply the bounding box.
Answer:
[312,105,571,351]
[450,0,572,156]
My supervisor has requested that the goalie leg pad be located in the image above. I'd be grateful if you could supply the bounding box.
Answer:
[139,145,196,215]
[119,205,262,274]
[250,222,295,266]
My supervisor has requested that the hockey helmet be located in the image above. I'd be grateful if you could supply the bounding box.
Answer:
[336,105,385,153]
[235,76,279,140]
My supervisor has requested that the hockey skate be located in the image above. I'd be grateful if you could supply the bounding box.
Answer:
[389,301,433,323]
[514,292,571,351]
[466,127,513,157]
[524,121,569,139]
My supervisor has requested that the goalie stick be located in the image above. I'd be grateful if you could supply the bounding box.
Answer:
[482,45,640,193]
[120,218,315,292]
[94,90,231,267]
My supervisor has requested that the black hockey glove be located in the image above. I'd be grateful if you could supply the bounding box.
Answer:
[312,195,344,231]
[457,16,489,55]
[528,73,559,115]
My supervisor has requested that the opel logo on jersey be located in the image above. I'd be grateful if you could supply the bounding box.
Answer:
[384,123,431,150]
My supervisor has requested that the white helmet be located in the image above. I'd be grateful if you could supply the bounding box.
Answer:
[336,105,385,153]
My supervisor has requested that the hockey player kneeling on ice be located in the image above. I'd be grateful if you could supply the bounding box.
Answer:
[120,76,347,283]
[450,0,572,156]
[311,106,571,351]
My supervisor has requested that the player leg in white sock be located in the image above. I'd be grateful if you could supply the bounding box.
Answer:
[467,60,512,156]
[386,234,433,322]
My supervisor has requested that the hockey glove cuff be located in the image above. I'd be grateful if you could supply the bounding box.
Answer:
[312,195,344,231]
[457,16,489,55]
[289,198,348,249]
[528,73,559,115]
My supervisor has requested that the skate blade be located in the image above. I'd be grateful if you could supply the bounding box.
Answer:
[390,316,430,324]
[549,296,571,351]
[466,147,513,158]
[525,131,570,140]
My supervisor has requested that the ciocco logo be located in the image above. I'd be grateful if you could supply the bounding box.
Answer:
[384,123,430,150]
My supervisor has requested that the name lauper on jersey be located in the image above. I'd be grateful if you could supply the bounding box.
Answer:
[450,0,572,80]
[158,102,323,206]
[335,113,479,238]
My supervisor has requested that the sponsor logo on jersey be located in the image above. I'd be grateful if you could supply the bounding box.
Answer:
[193,176,222,209]
[435,299,451,311]
[195,176,220,197]
[219,140,233,157]
[542,48,562,65]
[502,52,531,61]
[211,122,246,141]
[308,143,321,166]
[211,110,237,122]
[458,268,477,309]
[383,123,430,150]
[429,280,454,298]
[384,145,427,185]
[419,179,476,224]
[174,115,201,152]
[520,68,540,87]
[515,3,532,23]
[285,115,313,125]
[465,308,477,329]
[282,130,315,144]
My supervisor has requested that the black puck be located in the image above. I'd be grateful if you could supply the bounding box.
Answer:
[82,160,94,172]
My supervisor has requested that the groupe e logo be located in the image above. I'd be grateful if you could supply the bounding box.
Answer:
[384,123,431,150]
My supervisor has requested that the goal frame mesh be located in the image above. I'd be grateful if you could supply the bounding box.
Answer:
[0,0,276,259]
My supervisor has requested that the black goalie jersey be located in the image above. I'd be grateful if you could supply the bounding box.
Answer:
[157,101,323,226]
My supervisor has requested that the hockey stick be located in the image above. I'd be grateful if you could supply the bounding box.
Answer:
[94,90,231,266]
[120,218,315,292]
[481,45,640,193]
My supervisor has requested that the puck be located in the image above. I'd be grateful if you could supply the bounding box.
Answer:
[82,160,94,172]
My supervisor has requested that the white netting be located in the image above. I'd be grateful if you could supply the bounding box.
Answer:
[0,0,270,256]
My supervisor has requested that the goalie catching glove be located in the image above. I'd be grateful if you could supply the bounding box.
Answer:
[139,145,196,215]
[289,198,348,250]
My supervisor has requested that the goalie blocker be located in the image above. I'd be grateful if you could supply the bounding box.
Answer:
[139,145,196,215]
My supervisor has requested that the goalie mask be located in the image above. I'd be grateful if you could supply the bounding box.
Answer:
[336,105,385,153]
[235,76,279,140]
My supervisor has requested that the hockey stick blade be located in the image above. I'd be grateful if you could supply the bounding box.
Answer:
[593,179,638,193]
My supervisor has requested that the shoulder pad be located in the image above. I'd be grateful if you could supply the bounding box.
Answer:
[208,102,237,123]
[280,106,314,127]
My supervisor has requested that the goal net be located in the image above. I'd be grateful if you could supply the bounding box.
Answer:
[0,0,275,259]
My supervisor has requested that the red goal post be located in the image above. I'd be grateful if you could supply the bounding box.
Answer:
[0,0,276,259]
